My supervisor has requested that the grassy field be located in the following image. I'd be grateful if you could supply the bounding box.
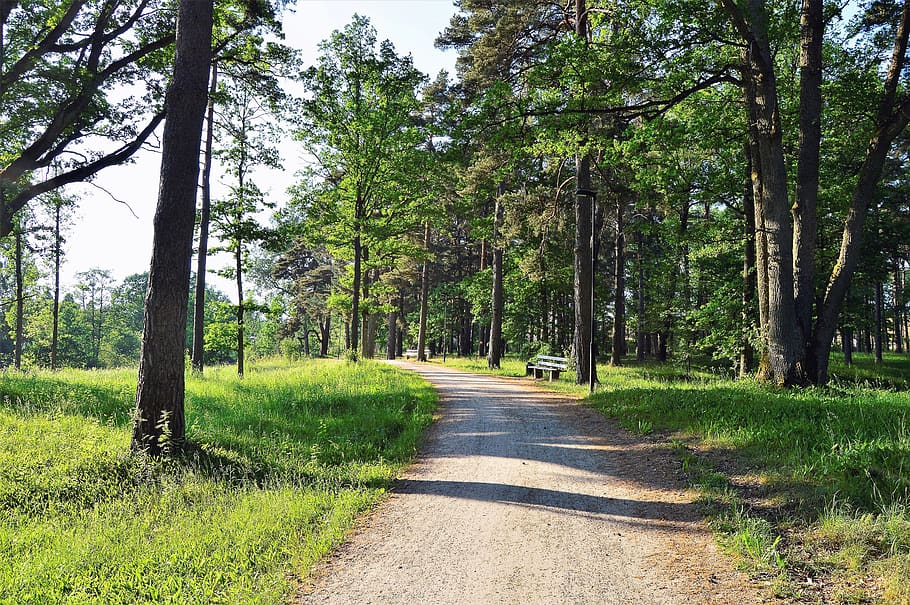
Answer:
[433,352,910,603]
[0,359,436,604]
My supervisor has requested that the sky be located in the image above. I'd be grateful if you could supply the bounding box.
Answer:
[61,0,459,298]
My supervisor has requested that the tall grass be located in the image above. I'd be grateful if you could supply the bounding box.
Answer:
[0,359,435,604]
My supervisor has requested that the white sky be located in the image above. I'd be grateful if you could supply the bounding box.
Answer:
[61,0,458,299]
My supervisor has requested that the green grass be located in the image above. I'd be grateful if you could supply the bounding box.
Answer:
[437,351,910,602]
[0,359,436,604]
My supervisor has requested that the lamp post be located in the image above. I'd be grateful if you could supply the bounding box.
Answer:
[576,187,597,393]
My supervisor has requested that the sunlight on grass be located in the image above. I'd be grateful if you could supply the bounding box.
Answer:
[0,359,436,604]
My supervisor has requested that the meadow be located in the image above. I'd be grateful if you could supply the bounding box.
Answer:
[435,353,910,603]
[0,359,436,604]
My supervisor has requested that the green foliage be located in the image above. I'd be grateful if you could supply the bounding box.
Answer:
[0,359,436,603]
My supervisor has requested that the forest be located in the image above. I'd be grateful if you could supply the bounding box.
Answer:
[2,0,910,603]
[3,0,910,387]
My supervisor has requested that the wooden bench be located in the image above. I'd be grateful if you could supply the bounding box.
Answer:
[525,355,568,381]
[404,348,429,360]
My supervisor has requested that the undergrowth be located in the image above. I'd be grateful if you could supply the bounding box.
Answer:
[0,359,436,604]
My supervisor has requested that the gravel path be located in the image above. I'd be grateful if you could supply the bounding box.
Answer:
[295,362,766,605]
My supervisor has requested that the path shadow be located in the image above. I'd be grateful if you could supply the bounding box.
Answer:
[394,478,699,527]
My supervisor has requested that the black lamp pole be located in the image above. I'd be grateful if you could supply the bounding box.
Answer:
[577,187,597,393]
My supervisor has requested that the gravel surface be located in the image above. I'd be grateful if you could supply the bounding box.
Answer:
[295,362,767,605]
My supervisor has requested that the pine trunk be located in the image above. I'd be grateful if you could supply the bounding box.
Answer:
[488,194,504,369]
[417,222,430,362]
[132,0,213,454]
[610,198,625,366]
[192,61,217,373]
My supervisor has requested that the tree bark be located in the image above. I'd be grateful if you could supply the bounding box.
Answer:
[386,307,397,359]
[132,0,213,455]
[875,280,884,363]
[319,315,331,356]
[741,143,757,377]
[417,222,430,362]
[192,61,217,373]
[14,222,23,371]
[51,201,60,370]
[351,232,362,356]
[635,229,646,362]
[573,0,595,385]
[488,193,504,369]
[478,237,489,357]
[896,267,904,354]
[811,0,910,382]
[728,0,804,384]
[792,0,823,360]
[610,198,625,366]
[235,237,244,377]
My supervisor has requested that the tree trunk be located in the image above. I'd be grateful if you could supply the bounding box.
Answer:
[611,198,625,366]
[896,268,904,354]
[51,202,60,370]
[387,308,397,359]
[875,281,884,363]
[477,237,488,357]
[320,315,331,356]
[792,0,823,359]
[235,242,244,377]
[573,0,595,385]
[192,61,217,373]
[811,0,910,382]
[734,6,804,384]
[488,193,504,369]
[741,143,757,377]
[351,232,362,356]
[636,229,646,362]
[417,222,430,362]
[132,0,213,455]
[842,326,854,365]
[14,222,23,371]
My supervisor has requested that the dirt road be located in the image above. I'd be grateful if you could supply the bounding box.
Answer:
[296,362,765,605]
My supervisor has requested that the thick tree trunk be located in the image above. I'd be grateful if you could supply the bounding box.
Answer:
[574,155,594,383]
[488,194,504,369]
[741,143,757,377]
[793,0,823,359]
[417,222,430,362]
[573,0,595,385]
[611,198,625,366]
[736,9,804,384]
[132,0,213,454]
[192,61,217,373]
[477,237,488,357]
[811,0,910,382]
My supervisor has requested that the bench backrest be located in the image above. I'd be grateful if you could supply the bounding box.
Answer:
[533,355,568,369]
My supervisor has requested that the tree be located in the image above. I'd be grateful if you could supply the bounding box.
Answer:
[0,0,175,235]
[131,0,213,455]
[74,268,113,367]
[295,16,426,357]
[210,63,283,377]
